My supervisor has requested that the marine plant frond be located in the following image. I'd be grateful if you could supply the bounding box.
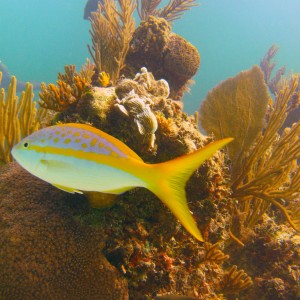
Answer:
[88,0,136,83]
[203,242,229,265]
[221,265,253,295]
[260,45,286,94]
[79,59,95,85]
[230,76,300,232]
[0,74,46,163]
[137,0,162,20]
[199,66,270,180]
[58,65,77,85]
[157,0,198,22]
[260,44,279,84]
[231,76,299,190]
[287,199,300,231]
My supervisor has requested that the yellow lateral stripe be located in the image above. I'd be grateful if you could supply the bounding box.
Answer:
[31,145,153,181]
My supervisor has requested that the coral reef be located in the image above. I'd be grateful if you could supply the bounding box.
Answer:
[60,164,233,300]
[39,61,94,112]
[2,0,300,295]
[2,67,241,298]
[55,68,167,152]
[198,65,300,298]
[0,154,234,299]
[0,162,128,300]
[227,215,300,300]
[125,16,200,100]
[0,73,46,163]
[87,1,199,100]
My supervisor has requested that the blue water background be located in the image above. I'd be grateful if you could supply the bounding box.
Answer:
[0,0,299,114]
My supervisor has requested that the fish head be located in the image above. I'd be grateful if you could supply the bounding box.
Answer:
[11,129,48,173]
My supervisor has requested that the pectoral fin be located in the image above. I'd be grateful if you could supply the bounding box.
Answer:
[52,183,83,194]
[41,159,71,169]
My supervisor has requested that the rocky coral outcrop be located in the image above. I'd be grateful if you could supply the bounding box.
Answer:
[25,68,234,298]
[0,163,128,300]
[124,16,200,100]
[228,215,300,300]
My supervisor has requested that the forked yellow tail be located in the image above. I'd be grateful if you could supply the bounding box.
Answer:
[147,138,233,242]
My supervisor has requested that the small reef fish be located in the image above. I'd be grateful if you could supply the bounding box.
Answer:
[11,123,233,241]
[0,60,40,92]
[84,0,103,20]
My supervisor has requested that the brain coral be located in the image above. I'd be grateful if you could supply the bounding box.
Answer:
[125,16,200,100]
[0,163,128,300]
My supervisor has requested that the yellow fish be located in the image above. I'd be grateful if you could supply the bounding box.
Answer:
[11,123,233,241]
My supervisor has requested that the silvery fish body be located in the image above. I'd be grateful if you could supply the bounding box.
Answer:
[12,123,232,241]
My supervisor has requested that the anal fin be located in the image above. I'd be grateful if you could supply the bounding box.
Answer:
[52,183,83,194]
[84,192,117,208]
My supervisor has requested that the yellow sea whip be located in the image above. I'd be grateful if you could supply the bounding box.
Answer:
[11,123,233,241]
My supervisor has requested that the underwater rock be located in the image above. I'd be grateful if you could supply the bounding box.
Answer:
[228,214,300,300]
[77,86,116,125]
[54,86,116,127]
[124,16,200,100]
[0,163,128,300]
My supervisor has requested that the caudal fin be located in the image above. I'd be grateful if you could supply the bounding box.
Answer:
[148,138,233,242]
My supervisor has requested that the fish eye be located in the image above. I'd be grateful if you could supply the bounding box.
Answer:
[23,142,29,148]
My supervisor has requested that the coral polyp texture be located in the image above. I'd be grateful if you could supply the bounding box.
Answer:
[125,16,200,100]
[0,163,128,300]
